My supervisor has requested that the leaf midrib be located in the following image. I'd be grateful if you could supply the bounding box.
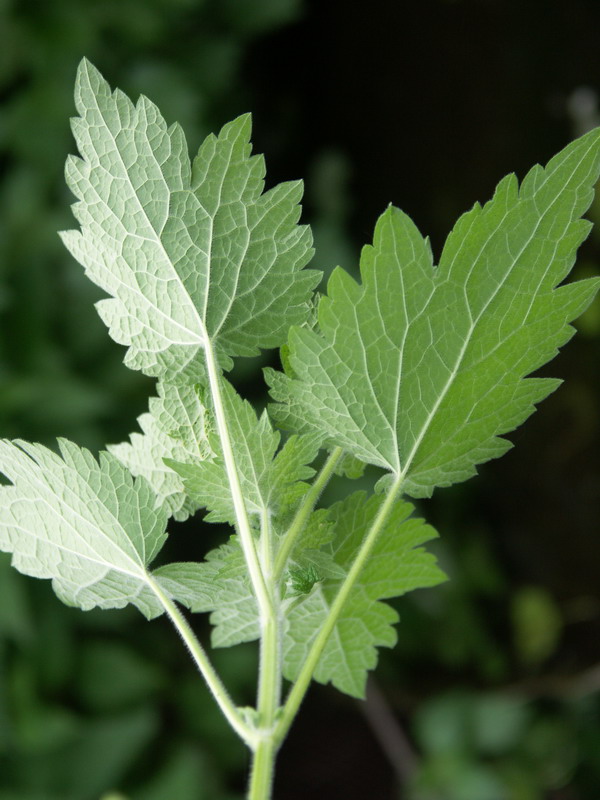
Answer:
[86,64,207,348]
[398,138,596,484]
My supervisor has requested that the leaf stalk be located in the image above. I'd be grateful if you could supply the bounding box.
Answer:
[147,575,256,747]
[273,472,405,744]
[273,446,344,581]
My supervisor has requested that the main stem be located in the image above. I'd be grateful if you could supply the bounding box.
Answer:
[257,514,281,723]
[204,340,272,620]
[249,513,281,799]
[250,615,280,798]
[204,342,281,798]
[249,737,277,800]
[248,448,346,797]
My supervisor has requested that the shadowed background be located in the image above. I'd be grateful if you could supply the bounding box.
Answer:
[0,1,599,798]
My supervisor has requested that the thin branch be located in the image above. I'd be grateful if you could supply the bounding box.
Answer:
[274,446,344,581]
[274,473,404,744]
[148,575,256,747]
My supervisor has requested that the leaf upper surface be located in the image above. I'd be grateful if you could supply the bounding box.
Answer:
[0,439,168,618]
[283,491,446,697]
[61,59,319,381]
[268,129,600,496]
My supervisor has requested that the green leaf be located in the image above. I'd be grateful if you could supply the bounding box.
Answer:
[60,59,319,381]
[159,491,444,696]
[108,381,212,521]
[267,429,325,516]
[283,491,446,697]
[293,507,335,550]
[0,439,168,618]
[286,564,322,597]
[168,379,320,526]
[268,130,600,496]
[155,542,259,648]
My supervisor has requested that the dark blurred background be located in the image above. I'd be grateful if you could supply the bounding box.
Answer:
[1,1,599,798]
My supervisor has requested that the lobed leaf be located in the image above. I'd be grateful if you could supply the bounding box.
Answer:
[155,542,259,648]
[283,491,446,697]
[267,129,600,496]
[61,59,319,381]
[0,439,168,618]
[169,379,321,526]
[158,491,444,698]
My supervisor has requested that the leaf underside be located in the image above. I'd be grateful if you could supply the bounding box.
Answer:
[0,439,167,618]
[155,542,259,648]
[61,59,319,382]
[168,378,321,528]
[283,492,446,697]
[108,381,212,521]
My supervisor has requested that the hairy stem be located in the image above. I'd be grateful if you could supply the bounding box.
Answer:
[274,473,404,744]
[148,575,256,747]
[248,736,277,800]
[204,340,271,620]
[257,513,282,721]
[204,341,281,795]
[274,446,344,581]
[251,513,282,799]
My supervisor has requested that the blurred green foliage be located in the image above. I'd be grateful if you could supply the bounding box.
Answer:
[1,1,599,798]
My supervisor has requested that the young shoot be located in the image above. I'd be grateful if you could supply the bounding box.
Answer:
[0,60,599,799]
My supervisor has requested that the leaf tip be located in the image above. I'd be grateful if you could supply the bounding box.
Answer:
[223,111,253,142]
[74,58,110,114]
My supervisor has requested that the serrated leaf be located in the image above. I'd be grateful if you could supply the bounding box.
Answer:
[169,379,321,525]
[108,382,212,521]
[155,541,259,648]
[0,439,168,618]
[268,130,600,496]
[158,491,444,696]
[60,59,319,381]
[283,491,446,697]
[267,428,325,520]
[286,564,323,597]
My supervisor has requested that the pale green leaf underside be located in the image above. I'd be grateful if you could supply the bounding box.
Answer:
[159,492,445,697]
[61,59,319,381]
[0,439,168,618]
[268,129,600,496]
[155,542,259,648]
[169,379,320,526]
[108,382,212,521]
